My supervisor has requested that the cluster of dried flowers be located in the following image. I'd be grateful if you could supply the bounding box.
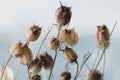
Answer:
[1,1,116,80]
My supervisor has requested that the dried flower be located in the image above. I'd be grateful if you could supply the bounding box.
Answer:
[10,41,24,57]
[29,58,42,77]
[17,44,33,65]
[96,24,110,49]
[60,29,70,42]
[39,52,53,70]
[55,2,72,26]
[86,70,103,80]
[48,38,60,50]
[61,71,71,80]
[67,29,78,46]
[26,25,41,42]
[63,47,78,63]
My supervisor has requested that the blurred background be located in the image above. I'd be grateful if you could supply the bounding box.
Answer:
[0,0,120,80]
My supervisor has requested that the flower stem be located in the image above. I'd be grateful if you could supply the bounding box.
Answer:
[74,61,79,80]
[14,62,21,80]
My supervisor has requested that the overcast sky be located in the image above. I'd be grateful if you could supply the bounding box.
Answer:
[0,0,120,80]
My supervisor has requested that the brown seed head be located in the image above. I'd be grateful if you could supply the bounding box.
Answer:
[48,38,60,50]
[27,25,41,42]
[60,29,70,42]
[55,3,72,26]
[86,70,103,80]
[61,71,71,80]
[29,58,42,77]
[63,47,78,63]
[39,52,54,70]
[97,24,110,49]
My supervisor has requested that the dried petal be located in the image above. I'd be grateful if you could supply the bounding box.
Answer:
[61,71,71,80]
[27,25,41,42]
[17,44,33,65]
[30,75,41,80]
[29,58,42,77]
[63,47,78,63]
[39,52,53,70]
[55,4,72,26]
[48,38,60,50]
[96,24,110,49]
[86,70,103,80]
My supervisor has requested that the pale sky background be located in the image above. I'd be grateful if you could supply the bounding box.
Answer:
[0,0,120,80]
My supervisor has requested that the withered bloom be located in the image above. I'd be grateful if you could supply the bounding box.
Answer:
[60,29,78,46]
[96,24,110,49]
[86,70,103,80]
[61,71,71,80]
[10,41,24,57]
[29,58,42,77]
[17,43,33,65]
[30,75,41,80]
[55,2,72,26]
[39,52,53,70]
[67,29,78,46]
[48,38,60,50]
[26,25,41,42]
[63,47,78,63]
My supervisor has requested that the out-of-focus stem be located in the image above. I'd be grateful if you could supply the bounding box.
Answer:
[14,62,21,80]
[74,61,79,80]
[0,55,12,80]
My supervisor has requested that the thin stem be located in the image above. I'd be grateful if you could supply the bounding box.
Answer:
[110,21,118,37]
[94,49,106,71]
[78,53,92,76]
[14,62,21,80]
[36,26,53,57]
[102,53,105,74]
[0,55,12,80]
[92,49,100,69]
[48,26,61,80]
[74,61,79,80]
[85,62,90,70]
[48,50,58,80]
[65,62,69,71]
[27,64,30,80]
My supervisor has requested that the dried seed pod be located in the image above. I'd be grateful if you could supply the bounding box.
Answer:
[67,29,78,46]
[63,47,78,63]
[10,41,24,57]
[29,58,42,77]
[55,2,72,26]
[26,25,41,42]
[48,38,60,50]
[39,52,54,70]
[30,75,41,80]
[60,29,70,42]
[61,71,71,80]
[96,24,110,49]
[86,70,103,80]
[17,44,33,65]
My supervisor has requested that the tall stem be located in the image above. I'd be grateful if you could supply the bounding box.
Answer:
[0,55,12,80]
[94,49,106,71]
[14,62,21,80]
[36,26,53,57]
[74,61,79,80]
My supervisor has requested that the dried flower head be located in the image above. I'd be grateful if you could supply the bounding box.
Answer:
[63,47,78,63]
[39,52,54,70]
[30,75,41,80]
[97,24,110,49]
[17,44,33,65]
[61,71,71,80]
[55,2,72,26]
[48,38,60,50]
[26,25,41,42]
[86,70,103,80]
[29,58,42,77]
[67,29,78,46]
[10,41,24,57]
[60,29,70,42]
